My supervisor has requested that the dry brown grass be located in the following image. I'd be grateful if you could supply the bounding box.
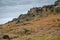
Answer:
[0,13,60,40]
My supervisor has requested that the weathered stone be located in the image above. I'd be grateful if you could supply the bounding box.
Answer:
[21,28,29,34]
[2,35,10,40]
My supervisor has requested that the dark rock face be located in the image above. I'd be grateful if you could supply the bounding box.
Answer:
[28,7,44,17]
[53,0,60,13]
[2,35,10,40]
[12,18,17,21]
[54,0,60,6]
[54,6,60,13]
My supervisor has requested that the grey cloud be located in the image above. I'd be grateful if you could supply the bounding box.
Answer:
[0,0,34,7]
[0,0,56,7]
[0,18,13,24]
[35,0,56,5]
[0,5,35,19]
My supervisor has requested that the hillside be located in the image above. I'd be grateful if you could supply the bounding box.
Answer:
[0,0,60,40]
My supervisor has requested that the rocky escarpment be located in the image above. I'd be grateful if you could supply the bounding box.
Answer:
[0,0,60,34]
[10,0,60,24]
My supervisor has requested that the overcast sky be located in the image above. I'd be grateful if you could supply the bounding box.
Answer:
[0,0,56,24]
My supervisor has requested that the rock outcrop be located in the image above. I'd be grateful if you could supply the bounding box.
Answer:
[13,0,60,24]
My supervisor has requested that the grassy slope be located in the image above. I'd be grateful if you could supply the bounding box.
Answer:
[18,35,60,40]
[0,13,60,40]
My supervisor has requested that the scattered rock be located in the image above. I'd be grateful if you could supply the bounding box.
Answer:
[2,35,10,40]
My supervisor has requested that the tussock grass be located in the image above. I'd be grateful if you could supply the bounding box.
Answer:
[17,35,60,40]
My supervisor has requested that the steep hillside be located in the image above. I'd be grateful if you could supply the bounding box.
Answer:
[0,0,60,40]
[0,12,60,40]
